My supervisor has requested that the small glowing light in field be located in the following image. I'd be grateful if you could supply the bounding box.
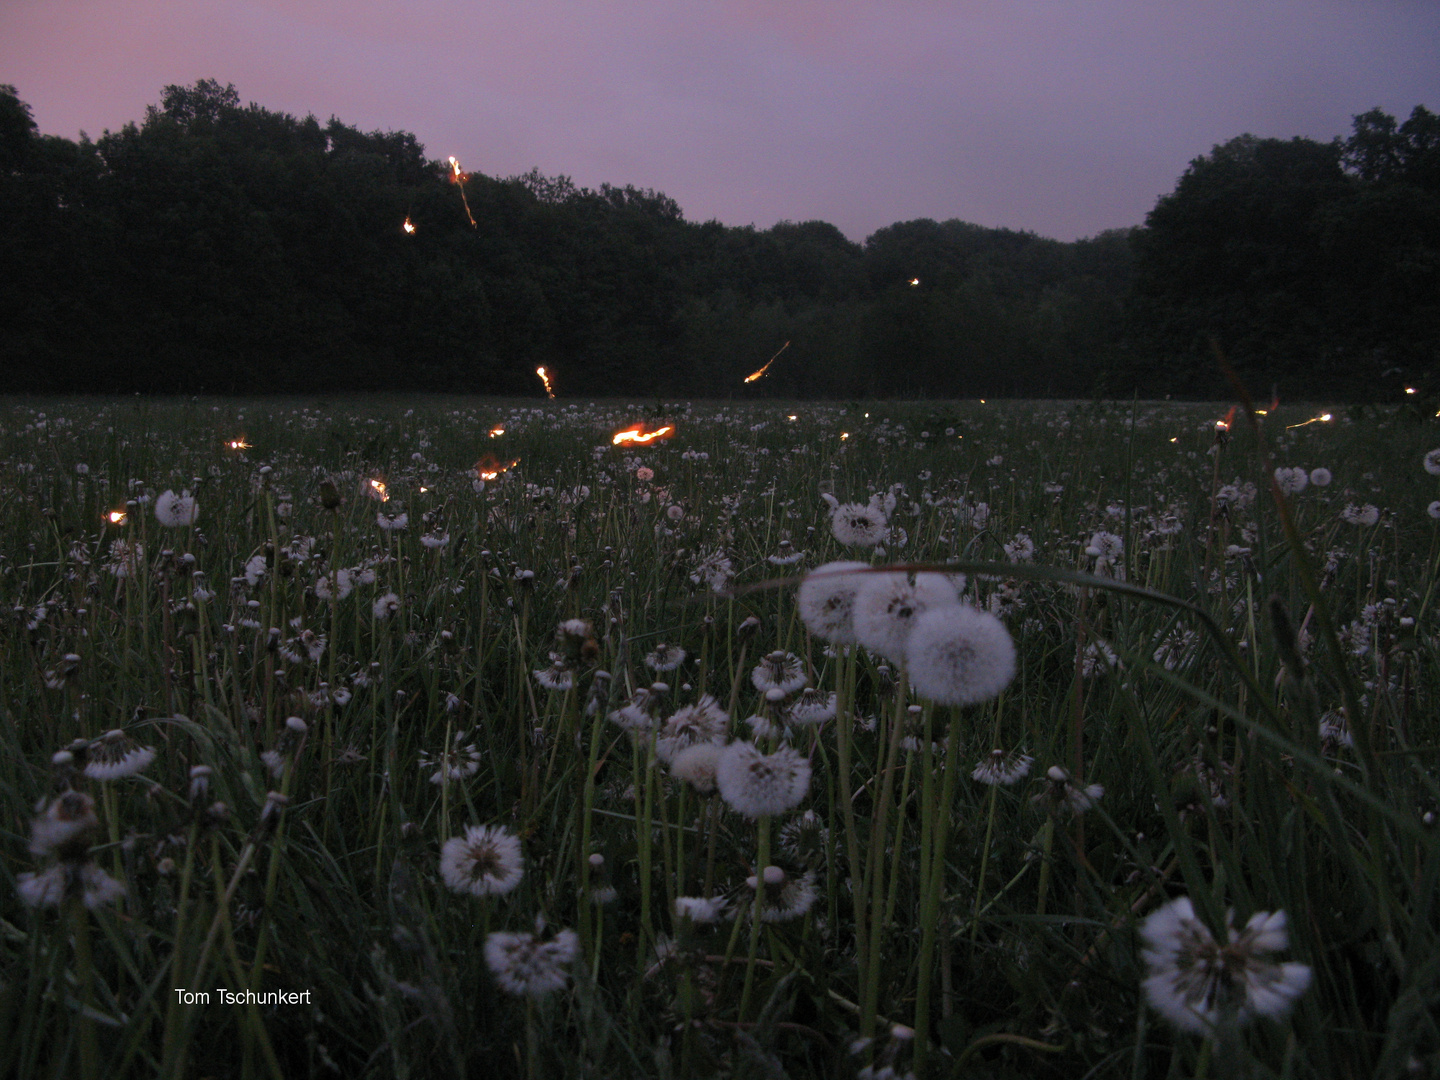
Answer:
[743,341,790,384]
[1405,387,1417,395]
[786,415,797,421]
[419,486,428,493]
[864,412,869,418]
[1255,410,1268,416]
[474,456,519,481]
[370,479,389,502]
[840,432,850,440]
[226,438,251,450]
[107,510,127,525]
[1170,437,1178,443]
[612,424,674,446]
[489,426,505,437]
[1215,420,1229,430]
[1285,412,1333,430]
[979,399,986,404]
[402,216,416,234]
[536,367,555,399]
[909,277,920,286]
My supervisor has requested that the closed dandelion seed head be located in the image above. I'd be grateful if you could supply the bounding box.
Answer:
[716,741,811,818]
[906,604,1016,706]
[440,825,524,897]
[84,729,157,781]
[852,571,961,664]
[797,561,869,644]
[484,928,579,996]
[668,741,726,793]
[1140,897,1312,1034]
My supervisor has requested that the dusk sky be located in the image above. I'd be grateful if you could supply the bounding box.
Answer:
[3,1,1437,242]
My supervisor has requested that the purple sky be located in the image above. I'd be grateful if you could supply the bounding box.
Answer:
[4,1,1436,242]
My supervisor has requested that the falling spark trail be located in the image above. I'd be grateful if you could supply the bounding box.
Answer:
[536,367,555,399]
[1285,413,1332,430]
[448,157,477,228]
[743,341,790,384]
[612,425,674,446]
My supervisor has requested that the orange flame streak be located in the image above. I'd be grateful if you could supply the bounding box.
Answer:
[489,426,505,437]
[612,424,674,446]
[536,367,555,399]
[403,216,416,234]
[743,341,790,384]
[447,156,477,228]
[1215,405,1237,432]
[107,510,127,525]
[474,456,520,481]
[225,438,251,450]
[1285,412,1332,430]
[369,479,389,502]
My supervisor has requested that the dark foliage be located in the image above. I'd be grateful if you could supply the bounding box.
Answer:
[2,83,1432,399]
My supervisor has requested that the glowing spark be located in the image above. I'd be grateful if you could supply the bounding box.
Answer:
[474,456,519,481]
[1169,437,1178,443]
[909,277,920,286]
[612,424,674,446]
[743,341,790,384]
[107,510,127,525]
[489,426,505,438]
[403,216,416,235]
[786,415,797,421]
[226,438,251,450]
[369,479,389,502]
[1285,413,1333,430]
[1405,387,1417,395]
[536,367,555,399]
[447,156,477,228]
[979,399,986,404]
[419,486,428,493]
[840,432,850,440]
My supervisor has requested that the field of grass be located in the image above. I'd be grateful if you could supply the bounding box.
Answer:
[2,395,1438,1079]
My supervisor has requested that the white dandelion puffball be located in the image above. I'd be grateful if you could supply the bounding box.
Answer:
[906,604,1016,706]
[439,825,524,897]
[1424,449,1440,476]
[1429,501,1440,520]
[1308,467,1332,487]
[484,929,579,996]
[851,570,962,665]
[829,502,888,548]
[1273,467,1308,495]
[715,741,811,818]
[1140,897,1312,1034]
[797,561,870,644]
[154,489,198,527]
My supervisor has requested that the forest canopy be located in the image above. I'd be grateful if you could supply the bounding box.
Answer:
[0,80,1434,400]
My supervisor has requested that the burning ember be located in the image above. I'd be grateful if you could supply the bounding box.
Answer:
[474,456,519,481]
[226,438,251,450]
[403,216,416,234]
[369,479,389,502]
[536,367,555,399]
[489,426,505,438]
[612,424,674,446]
[448,156,477,228]
[107,510,127,525]
[1285,412,1332,430]
[743,341,790,384]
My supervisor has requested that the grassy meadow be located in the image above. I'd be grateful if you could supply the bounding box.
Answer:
[1,394,1438,1079]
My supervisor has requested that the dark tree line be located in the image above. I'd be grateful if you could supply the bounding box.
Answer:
[0,81,1433,399]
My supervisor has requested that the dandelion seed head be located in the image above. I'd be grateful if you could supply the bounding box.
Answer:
[716,741,811,818]
[484,928,579,996]
[440,825,524,898]
[905,604,1016,706]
